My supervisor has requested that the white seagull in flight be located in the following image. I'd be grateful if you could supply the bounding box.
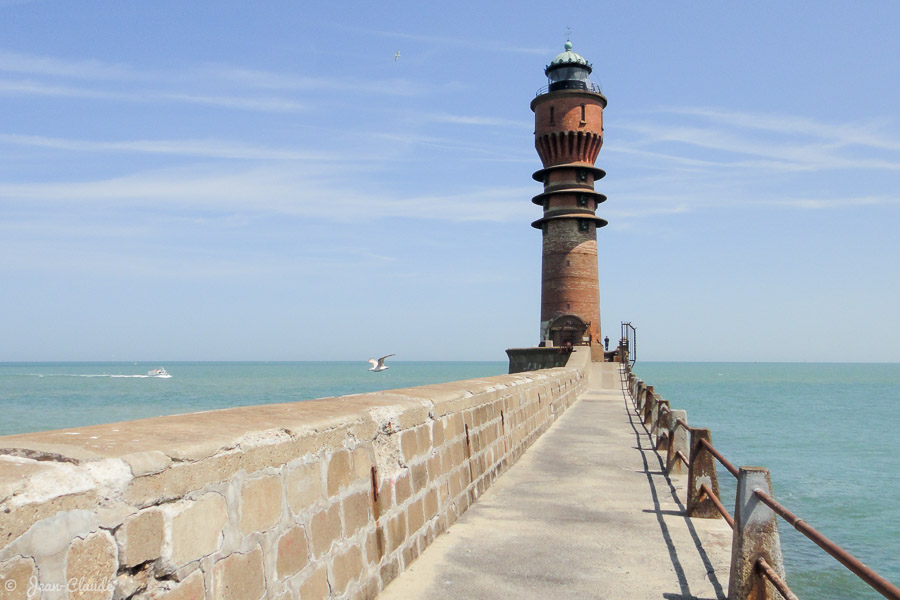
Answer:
[368,354,395,372]
[394,51,400,61]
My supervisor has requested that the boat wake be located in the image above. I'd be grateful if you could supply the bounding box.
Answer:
[21,373,171,379]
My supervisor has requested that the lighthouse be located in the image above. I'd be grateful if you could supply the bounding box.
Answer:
[529,41,608,360]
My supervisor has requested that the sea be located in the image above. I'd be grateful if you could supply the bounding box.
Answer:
[0,361,508,436]
[1,360,897,599]
[633,362,900,600]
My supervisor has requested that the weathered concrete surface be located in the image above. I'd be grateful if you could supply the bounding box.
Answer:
[380,362,733,600]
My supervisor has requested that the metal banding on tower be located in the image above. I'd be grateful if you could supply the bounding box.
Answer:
[530,41,608,359]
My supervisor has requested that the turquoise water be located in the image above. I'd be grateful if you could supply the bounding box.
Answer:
[2,361,897,598]
[0,361,507,436]
[634,362,900,600]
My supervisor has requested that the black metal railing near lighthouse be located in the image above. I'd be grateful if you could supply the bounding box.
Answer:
[535,81,604,97]
[623,362,900,600]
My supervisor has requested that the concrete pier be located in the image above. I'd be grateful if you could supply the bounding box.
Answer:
[0,356,740,598]
[380,362,733,600]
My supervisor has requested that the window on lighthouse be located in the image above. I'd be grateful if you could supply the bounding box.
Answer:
[548,66,590,88]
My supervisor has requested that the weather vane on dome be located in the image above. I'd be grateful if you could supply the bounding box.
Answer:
[566,26,572,42]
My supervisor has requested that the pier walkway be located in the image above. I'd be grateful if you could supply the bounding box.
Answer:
[380,362,733,600]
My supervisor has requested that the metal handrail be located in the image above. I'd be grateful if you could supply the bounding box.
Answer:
[756,557,800,600]
[621,322,636,367]
[754,490,900,600]
[698,437,739,478]
[693,436,900,599]
[625,359,900,600]
[699,483,734,529]
[534,81,604,97]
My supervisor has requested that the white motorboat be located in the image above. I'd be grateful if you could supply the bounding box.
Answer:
[147,368,172,378]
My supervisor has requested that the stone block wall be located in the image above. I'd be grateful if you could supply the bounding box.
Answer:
[0,351,589,599]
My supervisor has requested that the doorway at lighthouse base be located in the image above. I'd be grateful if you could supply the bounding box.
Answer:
[544,314,590,348]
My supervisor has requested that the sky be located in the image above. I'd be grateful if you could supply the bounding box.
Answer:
[1,1,899,363]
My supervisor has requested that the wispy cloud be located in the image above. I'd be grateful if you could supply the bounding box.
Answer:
[762,194,900,209]
[0,50,137,80]
[368,129,528,159]
[0,133,340,160]
[662,107,900,151]
[0,77,308,112]
[616,121,896,172]
[616,107,900,173]
[0,121,529,166]
[596,106,900,222]
[0,233,399,279]
[0,50,436,114]
[423,112,530,129]
[606,144,725,170]
[0,78,114,99]
[200,64,428,97]
[0,164,535,223]
[160,92,306,112]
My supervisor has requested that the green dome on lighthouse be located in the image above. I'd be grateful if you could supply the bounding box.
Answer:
[546,41,593,74]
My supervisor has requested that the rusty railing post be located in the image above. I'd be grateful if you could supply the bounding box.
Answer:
[642,388,656,426]
[666,411,688,475]
[631,380,642,411]
[728,467,785,600]
[635,381,647,412]
[654,400,670,451]
[687,428,721,518]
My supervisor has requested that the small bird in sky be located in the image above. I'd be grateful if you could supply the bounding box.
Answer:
[368,354,395,372]
[394,51,400,61]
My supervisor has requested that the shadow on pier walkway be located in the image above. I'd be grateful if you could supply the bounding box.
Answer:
[380,362,733,600]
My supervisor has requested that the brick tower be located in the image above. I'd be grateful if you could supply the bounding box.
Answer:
[530,41,607,359]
